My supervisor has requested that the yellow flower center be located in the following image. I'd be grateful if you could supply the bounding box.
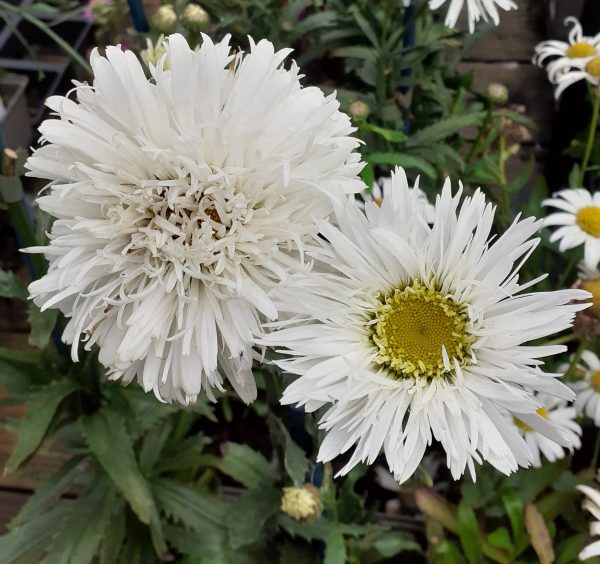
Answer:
[582,279,600,311]
[371,280,472,380]
[576,206,600,237]
[592,370,600,391]
[585,56,600,78]
[513,407,548,433]
[566,42,597,58]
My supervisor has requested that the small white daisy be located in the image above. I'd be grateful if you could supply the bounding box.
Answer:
[25,34,363,405]
[260,167,588,483]
[359,176,435,223]
[577,481,600,560]
[427,0,517,33]
[533,17,600,87]
[543,189,600,270]
[513,393,581,468]
[552,55,600,98]
[569,350,600,425]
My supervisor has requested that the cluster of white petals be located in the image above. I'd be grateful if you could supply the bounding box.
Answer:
[26,33,363,405]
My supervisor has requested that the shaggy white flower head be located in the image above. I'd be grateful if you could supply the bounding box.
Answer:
[513,393,581,468]
[578,480,600,560]
[261,167,588,483]
[425,0,517,33]
[569,350,600,425]
[543,189,600,270]
[533,17,600,91]
[25,33,363,405]
[360,176,435,223]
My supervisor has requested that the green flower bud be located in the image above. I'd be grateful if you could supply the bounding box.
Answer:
[486,83,509,105]
[348,100,370,120]
[151,4,178,34]
[281,484,321,522]
[181,3,210,33]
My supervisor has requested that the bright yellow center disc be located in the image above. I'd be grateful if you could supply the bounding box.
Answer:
[585,56,600,78]
[576,206,600,237]
[567,42,597,58]
[514,407,548,433]
[592,370,600,391]
[582,279,600,311]
[371,280,472,380]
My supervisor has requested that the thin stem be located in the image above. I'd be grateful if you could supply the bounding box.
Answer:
[579,86,600,186]
[563,340,587,380]
[557,252,579,289]
[592,429,600,471]
[545,333,577,346]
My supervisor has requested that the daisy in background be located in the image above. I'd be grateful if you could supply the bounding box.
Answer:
[513,393,582,468]
[568,350,600,425]
[422,0,517,33]
[553,55,600,99]
[577,479,600,560]
[260,167,588,484]
[25,33,363,405]
[533,17,600,87]
[543,189,600,270]
[360,175,435,223]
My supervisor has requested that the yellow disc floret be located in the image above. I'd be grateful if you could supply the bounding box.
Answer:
[371,280,472,380]
[514,407,548,433]
[281,485,321,522]
[591,370,600,391]
[585,56,600,78]
[567,42,597,59]
[582,279,600,311]
[576,206,600,237]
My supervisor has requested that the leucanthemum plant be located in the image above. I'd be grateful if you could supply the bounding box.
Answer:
[261,167,589,483]
[25,33,363,405]
[423,0,517,33]
[512,393,582,468]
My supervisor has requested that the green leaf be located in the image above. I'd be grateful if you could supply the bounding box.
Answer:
[359,121,408,142]
[405,113,485,148]
[366,153,436,179]
[568,164,581,188]
[487,527,513,552]
[99,505,126,564]
[0,347,42,364]
[221,442,277,488]
[81,410,157,526]
[28,303,58,349]
[5,379,78,474]
[271,416,309,486]
[433,540,464,564]
[374,532,421,557]
[502,491,524,545]
[42,477,119,564]
[525,503,554,564]
[0,269,27,300]
[456,502,482,564]
[164,524,228,562]
[228,485,280,549]
[324,528,346,564]
[556,533,589,564]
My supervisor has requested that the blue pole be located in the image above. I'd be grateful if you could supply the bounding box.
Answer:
[127,0,149,33]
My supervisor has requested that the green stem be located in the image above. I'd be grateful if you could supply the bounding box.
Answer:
[579,86,600,186]
[6,200,47,278]
[466,105,493,164]
[545,333,577,346]
[0,0,91,75]
[592,429,600,470]
[563,340,587,380]
[557,252,579,289]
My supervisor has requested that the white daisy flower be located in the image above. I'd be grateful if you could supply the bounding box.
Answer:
[25,34,363,405]
[543,189,600,270]
[553,55,600,98]
[533,17,600,86]
[427,0,517,33]
[569,350,600,425]
[260,167,588,483]
[577,481,600,560]
[359,176,435,223]
[513,393,581,468]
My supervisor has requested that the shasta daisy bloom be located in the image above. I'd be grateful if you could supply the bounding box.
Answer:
[543,189,600,269]
[569,350,600,425]
[427,0,517,33]
[577,481,600,560]
[261,167,588,483]
[25,33,363,405]
[360,176,435,223]
[552,55,600,98]
[513,393,581,468]
[533,17,600,86]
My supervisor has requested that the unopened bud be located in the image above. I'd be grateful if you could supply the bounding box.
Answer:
[348,100,370,120]
[140,35,168,68]
[281,484,321,522]
[152,5,178,34]
[181,4,210,33]
[487,83,509,105]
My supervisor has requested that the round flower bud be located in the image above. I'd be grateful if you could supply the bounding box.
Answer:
[151,5,178,34]
[348,100,370,120]
[487,83,509,105]
[181,4,210,33]
[281,485,321,522]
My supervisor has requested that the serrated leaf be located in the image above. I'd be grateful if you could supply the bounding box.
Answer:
[5,379,78,474]
[374,532,421,556]
[525,503,554,564]
[28,303,58,349]
[81,410,157,525]
[405,113,485,148]
[221,442,277,488]
[324,528,346,564]
[271,416,309,486]
[456,502,482,564]
[99,504,126,564]
[164,524,228,562]
[0,269,27,300]
[228,485,280,549]
[42,477,118,564]
[359,122,408,142]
